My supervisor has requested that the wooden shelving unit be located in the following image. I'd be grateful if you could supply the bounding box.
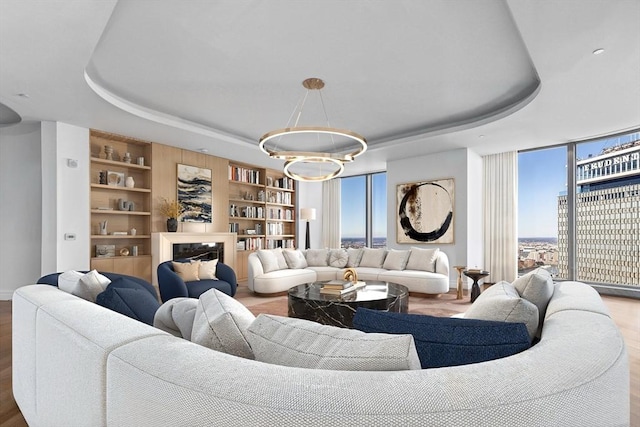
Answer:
[89,130,153,282]
[228,163,297,279]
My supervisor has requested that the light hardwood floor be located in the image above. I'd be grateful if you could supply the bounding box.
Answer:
[1,289,638,426]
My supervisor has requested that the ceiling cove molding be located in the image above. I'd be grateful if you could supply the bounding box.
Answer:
[84,69,256,148]
[368,79,542,151]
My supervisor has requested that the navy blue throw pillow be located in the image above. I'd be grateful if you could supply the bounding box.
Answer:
[96,277,160,325]
[353,308,530,369]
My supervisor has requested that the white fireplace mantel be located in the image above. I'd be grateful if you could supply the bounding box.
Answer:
[151,232,237,287]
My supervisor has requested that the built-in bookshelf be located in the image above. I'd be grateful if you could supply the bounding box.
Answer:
[89,130,153,282]
[228,162,296,279]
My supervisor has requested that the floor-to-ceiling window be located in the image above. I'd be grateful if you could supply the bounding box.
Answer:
[518,130,640,290]
[517,146,566,278]
[340,172,387,248]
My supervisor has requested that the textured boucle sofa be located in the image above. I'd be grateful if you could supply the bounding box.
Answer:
[248,247,450,295]
[12,279,629,426]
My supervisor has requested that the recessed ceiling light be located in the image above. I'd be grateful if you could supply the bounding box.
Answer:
[479,135,485,138]
[198,148,209,153]
[592,48,605,55]
[14,93,30,98]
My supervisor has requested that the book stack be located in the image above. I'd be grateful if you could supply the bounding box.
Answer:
[320,280,366,295]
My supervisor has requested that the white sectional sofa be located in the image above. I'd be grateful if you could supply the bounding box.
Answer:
[247,247,450,295]
[12,280,629,426]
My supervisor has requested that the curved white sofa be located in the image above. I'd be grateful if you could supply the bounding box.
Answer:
[247,248,450,295]
[12,281,629,426]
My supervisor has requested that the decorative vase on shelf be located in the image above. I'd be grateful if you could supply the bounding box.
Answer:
[167,218,178,232]
[125,176,135,188]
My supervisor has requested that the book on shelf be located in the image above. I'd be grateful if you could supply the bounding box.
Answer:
[320,281,366,295]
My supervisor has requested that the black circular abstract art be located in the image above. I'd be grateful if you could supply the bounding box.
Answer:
[398,181,454,242]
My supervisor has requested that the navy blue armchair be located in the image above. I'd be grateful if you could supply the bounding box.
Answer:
[157,260,237,302]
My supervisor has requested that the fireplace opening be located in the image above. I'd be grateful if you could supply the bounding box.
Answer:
[173,242,224,263]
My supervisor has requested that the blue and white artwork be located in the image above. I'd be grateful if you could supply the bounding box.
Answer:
[177,164,212,223]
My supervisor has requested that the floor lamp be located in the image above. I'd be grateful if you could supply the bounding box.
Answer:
[300,208,316,249]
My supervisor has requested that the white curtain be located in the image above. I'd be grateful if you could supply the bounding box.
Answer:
[483,151,518,283]
[322,179,341,248]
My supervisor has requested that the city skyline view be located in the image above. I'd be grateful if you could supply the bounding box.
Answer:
[518,134,639,238]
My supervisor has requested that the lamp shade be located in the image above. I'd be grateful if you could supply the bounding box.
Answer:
[300,208,316,221]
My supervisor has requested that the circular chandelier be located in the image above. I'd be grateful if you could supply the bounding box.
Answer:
[259,78,367,182]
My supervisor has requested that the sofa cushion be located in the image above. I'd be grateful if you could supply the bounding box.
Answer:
[257,249,288,273]
[353,308,531,369]
[153,297,199,340]
[359,248,387,268]
[378,269,450,294]
[95,277,161,325]
[75,270,111,302]
[328,249,348,268]
[465,281,539,341]
[172,260,201,281]
[191,289,255,359]
[305,249,329,266]
[198,259,219,280]
[307,266,341,282]
[57,270,84,294]
[352,267,386,281]
[405,247,440,272]
[282,249,308,269]
[246,314,421,371]
[512,268,554,336]
[346,247,363,267]
[382,249,410,271]
[253,268,317,293]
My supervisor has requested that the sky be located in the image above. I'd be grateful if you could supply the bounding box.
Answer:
[341,173,387,238]
[518,133,639,238]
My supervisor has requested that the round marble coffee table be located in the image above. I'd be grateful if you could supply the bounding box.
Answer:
[288,281,409,328]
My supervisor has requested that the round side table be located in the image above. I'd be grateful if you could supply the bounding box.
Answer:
[453,266,466,300]
[463,270,490,303]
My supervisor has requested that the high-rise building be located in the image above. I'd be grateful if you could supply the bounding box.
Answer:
[558,140,640,286]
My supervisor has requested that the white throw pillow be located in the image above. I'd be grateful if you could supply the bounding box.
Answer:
[198,259,219,280]
[358,248,387,268]
[405,247,440,272]
[346,248,363,267]
[191,289,256,359]
[465,281,539,341]
[57,270,84,294]
[305,249,329,267]
[257,249,288,273]
[328,249,349,268]
[153,297,199,340]
[282,249,308,269]
[382,250,411,271]
[75,270,111,302]
[246,314,421,371]
[512,268,554,336]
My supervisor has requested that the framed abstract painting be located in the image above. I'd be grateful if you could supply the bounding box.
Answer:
[396,178,454,244]
[177,164,212,223]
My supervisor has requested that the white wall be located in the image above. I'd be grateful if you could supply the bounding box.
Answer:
[41,122,90,273]
[0,121,90,300]
[0,123,43,298]
[387,148,483,288]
